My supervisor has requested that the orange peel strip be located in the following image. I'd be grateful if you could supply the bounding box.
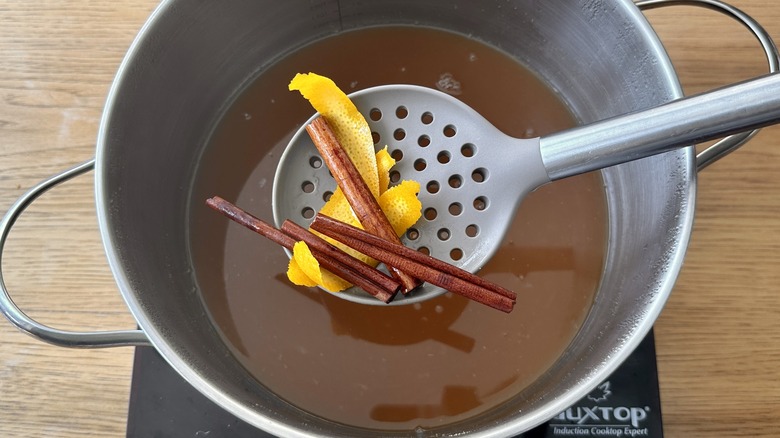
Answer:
[286,73,421,292]
[379,180,422,237]
[289,73,379,196]
[291,241,351,292]
[376,147,395,195]
[287,257,317,287]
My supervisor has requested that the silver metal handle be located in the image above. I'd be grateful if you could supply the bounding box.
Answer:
[635,0,780,171]
[542,0,780,179]
[540,73,780,179]
[0,159,149,348]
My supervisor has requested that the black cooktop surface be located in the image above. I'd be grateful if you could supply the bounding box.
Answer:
[127,330,663,437]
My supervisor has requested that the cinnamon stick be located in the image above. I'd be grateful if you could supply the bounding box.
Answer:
[311,213,516,313]
[306,117,419,293]
[280,219,401,298]
[206,196,296,249]
[206,196,399,303]
[312,213,516,301]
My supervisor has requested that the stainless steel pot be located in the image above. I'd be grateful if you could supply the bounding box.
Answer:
[1,0,777,436]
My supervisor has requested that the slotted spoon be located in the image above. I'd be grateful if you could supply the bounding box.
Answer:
[273,73,780,305]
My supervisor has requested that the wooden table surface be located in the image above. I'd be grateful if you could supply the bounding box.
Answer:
[1,1,778,437]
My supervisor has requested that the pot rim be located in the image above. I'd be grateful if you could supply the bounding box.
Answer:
[93,1,693,436]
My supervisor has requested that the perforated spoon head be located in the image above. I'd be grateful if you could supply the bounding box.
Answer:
[272,85,550,305]
[275,73,780,304]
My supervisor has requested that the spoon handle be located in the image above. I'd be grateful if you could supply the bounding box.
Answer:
[539,73,780,180]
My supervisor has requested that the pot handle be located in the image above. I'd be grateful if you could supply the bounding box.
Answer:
[0,159,150,348]
[635,0,780,171]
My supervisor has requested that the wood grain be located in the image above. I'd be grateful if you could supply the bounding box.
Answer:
[0,2,158,437]
[1,1,779,437]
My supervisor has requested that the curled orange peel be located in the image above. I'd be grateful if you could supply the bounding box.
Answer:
[286,73,422,291]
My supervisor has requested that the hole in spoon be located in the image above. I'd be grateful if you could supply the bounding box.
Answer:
[450,248,463,261]
[471,168,487,183]
[443,124,457,138]
[461,143,476,157]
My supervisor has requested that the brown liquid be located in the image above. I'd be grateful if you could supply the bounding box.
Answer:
[190,26,606,430]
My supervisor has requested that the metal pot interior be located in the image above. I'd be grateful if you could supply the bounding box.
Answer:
[96,0,694,436]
